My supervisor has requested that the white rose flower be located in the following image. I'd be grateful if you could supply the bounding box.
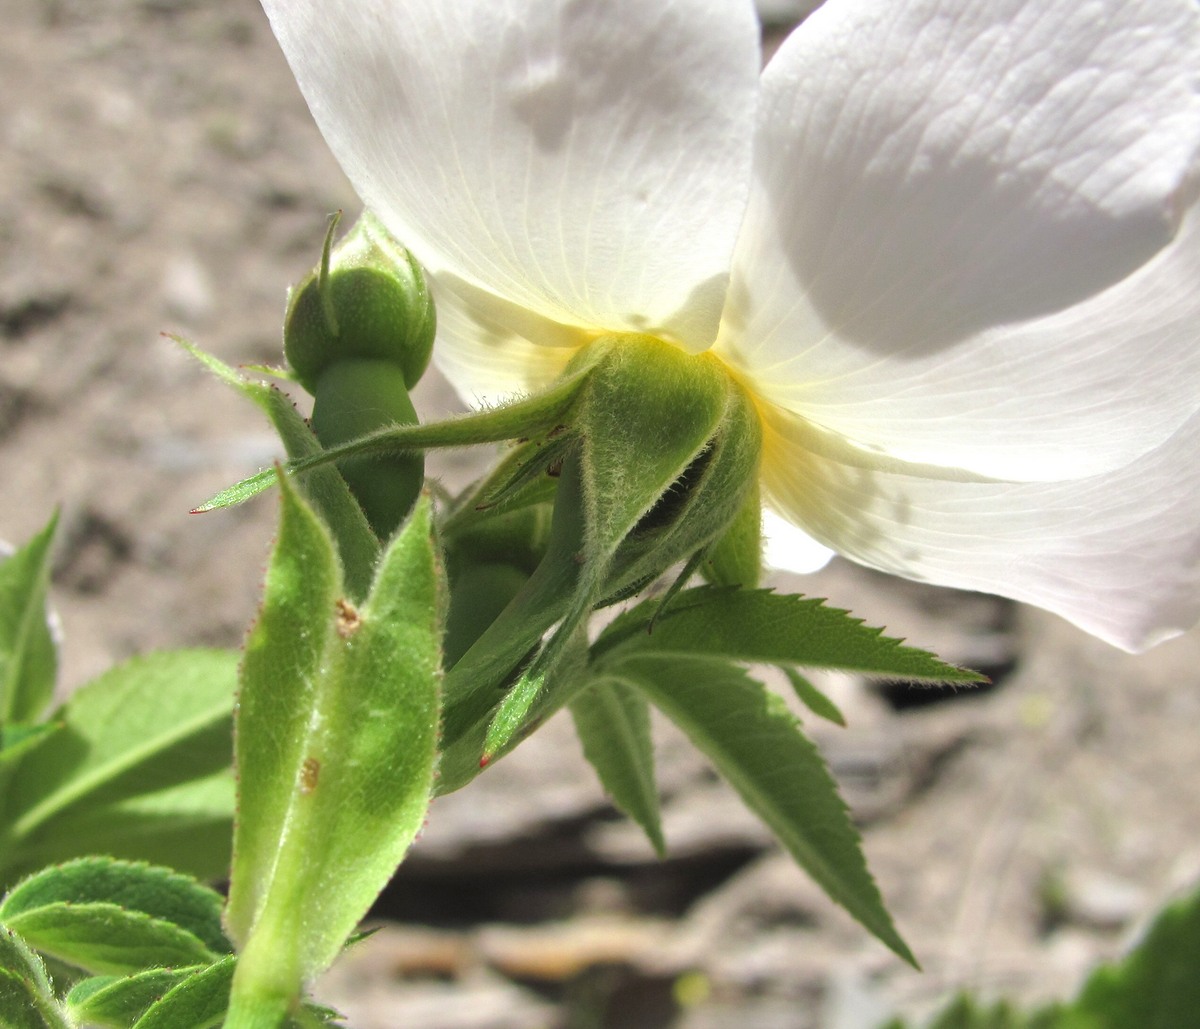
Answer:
[260,0,1200,651]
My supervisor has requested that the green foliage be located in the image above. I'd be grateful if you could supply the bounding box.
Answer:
[0,323,1018,1023]
[66,966,202,1027]
[569,678,664,856]
[225,475,444,1022]
[1,859,228,956]
[1,650,238,883]
[0,859,220,977]
[5,903,213,978]
[2,902,214,979]
[610,654,915,965]
[1067,876,1200,1029]
[19,773,235,884]
[0,856,347,1029]
[0,514,58,727]
[781,667,846,727]
[594,585,982,684]
[885,880,1200,1028]
[0,926,67,1029]
[0,726,58,775]
[126,956,236,1029]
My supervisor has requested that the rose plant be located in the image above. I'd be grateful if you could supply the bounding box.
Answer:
[2,0,1199,1026]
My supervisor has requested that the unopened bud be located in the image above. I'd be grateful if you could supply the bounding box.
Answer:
[284,212,436,394]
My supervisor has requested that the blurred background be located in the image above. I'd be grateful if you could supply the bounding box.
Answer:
[2,1,1199,1026]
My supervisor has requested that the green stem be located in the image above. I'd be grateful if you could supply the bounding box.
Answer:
[225,846,309,1028]
[195,367,592,513]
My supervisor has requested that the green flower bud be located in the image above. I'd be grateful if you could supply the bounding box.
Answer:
[284,212,436,394]
[311,359,424,539]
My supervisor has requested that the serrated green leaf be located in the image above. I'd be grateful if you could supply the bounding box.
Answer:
[0,969,45,1029]
[7,771,235,885]
[0,966,69,1029]
[1065,880,1200,1029]
[1,903,214,976]
[63,974,117,1006]
[0,929,37,978]
[0,858,228,956]
[596,587,982,685]
[0,929,72,1027]
[0,725,59,773]
[67,966,201,1028]
[130,954,234,1029]
[614,654,914,965]
[781,668,846,727]
[0,514,58,726]
[570,678,664,857]
[3,650,236,878]
[225,480,443,1017]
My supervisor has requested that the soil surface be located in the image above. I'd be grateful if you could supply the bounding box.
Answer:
[3,3,1199,1027]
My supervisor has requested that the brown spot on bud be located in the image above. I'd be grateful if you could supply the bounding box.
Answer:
[336,597,361,638]
[300,756,320,794]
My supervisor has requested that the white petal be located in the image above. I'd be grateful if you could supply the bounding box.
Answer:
[719,0,1200,481]
[261,0,760,351]
[429,275,585,406]
[762,509,834,575]
[761,406,1200,652]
